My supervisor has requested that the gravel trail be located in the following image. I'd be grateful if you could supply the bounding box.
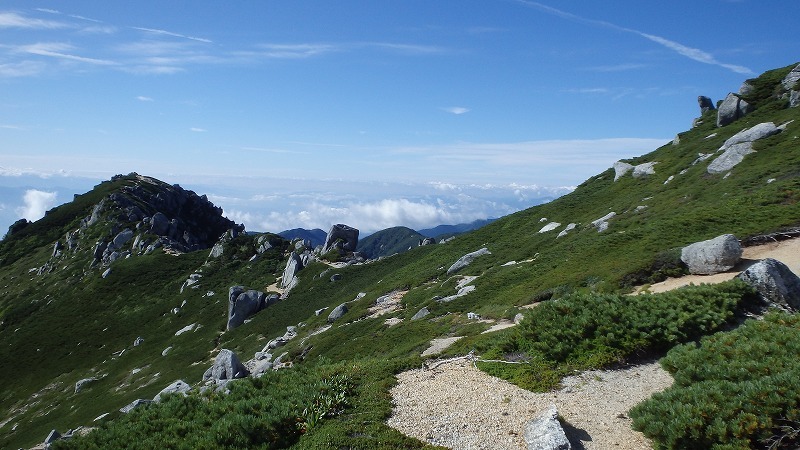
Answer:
[388,359,671,449]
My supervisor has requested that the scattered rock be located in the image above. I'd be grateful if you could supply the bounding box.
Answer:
[74,377,98,394]
[538,222,561,233]
[162,346,173,356]
[514,313,525,324]
[119,399,152,414]
[153,380,192,402]
[591,212,616,233]
[722,122,781,148]
[411,307,430,320]
[330,273,342,282]
[44,429,62,448]
[557,223,576,239]
[203,349,249,381]
[447,247,491,274]
[612,161,633,181]
[707,143,755,174]
[175,323,197,336]
[737,258,800,311]
[328,303,349,323]
[133,336,144,346]
[437,284,476,303]
[681,234,742,275]
[632,162,657,178]
[523,404,571,450]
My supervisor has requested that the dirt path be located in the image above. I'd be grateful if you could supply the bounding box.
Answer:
[641,237,800,293]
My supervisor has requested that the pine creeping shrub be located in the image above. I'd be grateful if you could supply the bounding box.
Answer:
[53,368,353,450]
[480,281,752,391]
[517,280,749,363]
[630,312,800,450]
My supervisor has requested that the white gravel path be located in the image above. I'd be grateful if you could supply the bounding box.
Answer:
[388,359,672,449]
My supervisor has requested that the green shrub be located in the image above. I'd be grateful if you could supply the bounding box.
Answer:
[482,281,751,391]
[516,280,749,364]
[630,313,800,450]
[54,366,353,450]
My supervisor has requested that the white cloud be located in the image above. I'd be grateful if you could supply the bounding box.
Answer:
[136,96,154,102]
[15,189,58,222]
[442,106,470,115]
[190,127,207,132]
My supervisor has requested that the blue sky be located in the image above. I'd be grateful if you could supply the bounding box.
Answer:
[1,1,798,235]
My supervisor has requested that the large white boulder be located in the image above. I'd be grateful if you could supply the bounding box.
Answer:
[681,234,742,275]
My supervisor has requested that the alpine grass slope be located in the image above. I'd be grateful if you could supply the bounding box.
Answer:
[0,62,799,449]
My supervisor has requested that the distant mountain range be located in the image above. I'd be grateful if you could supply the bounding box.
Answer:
[277,219,496,259]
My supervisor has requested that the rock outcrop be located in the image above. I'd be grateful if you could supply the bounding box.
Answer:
[523,404,571,450]
[707,122,783,174]
[737,258,800,311]
[681,234,742,275]
[613,161,657,181]
[322,224,359,255]
[717,93,752,127]
[227,286,278,330]
[698,95,715,114]
[280,251,305,290]
[447,247,491,275]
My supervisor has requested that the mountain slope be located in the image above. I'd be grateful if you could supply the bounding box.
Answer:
[1,63,799,449]
[356,226,427,259]
[417,218,496,239]
[277,228,327,248]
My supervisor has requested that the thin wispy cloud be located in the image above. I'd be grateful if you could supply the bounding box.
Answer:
[241,147,301,154]
[0,61,45,77]
[18,42,117,66]
[136,96,154,102]
[242,43,339,59]
[132,26,212,44]
[367,42,447,55]
[0,11,66,29]
[587,63,648,72]
[512,0,753,75]
[190,127,207,132]
[442,106,471,115]
[637,32,752,74]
